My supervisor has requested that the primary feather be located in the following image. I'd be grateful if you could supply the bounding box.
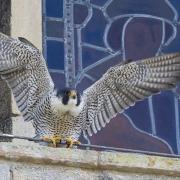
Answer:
[82,53,180,136]
[0,32,180,143]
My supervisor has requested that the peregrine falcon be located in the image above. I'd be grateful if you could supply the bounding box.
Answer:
[0,32,180,147]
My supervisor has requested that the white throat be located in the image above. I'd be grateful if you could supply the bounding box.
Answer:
[52,96,84,117]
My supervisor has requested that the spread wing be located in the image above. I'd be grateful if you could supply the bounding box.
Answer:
[82,53,180,136]
[0,33,54,122]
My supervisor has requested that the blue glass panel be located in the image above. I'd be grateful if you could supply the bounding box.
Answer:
[153,92,177,153]
[47,41,64,69]
[86,54,123,80]
[107,17,128,50]
[164,22,174,45]
[170,0,180,21]
[89,114,172,153]
[90,0,108,6]
[42,0,180,155]
[106,0,175,21]
[124,18,162,61]
[82,47,109,68]
[46,20,64,37]
[46,0,63,18]
[126,100,152,133]
[163,26,180,53]
[74,4,88,25]
[82,8,107,47]
[50,72,66,89]
[76,76,95,92]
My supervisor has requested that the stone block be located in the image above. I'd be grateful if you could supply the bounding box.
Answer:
[0,143,180,179]
[0,164,10,180]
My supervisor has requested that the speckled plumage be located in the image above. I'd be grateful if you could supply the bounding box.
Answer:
[0,32,180,143]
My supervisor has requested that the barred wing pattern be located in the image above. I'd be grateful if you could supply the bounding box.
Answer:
[0,33,54,122]
[83,53,180,136]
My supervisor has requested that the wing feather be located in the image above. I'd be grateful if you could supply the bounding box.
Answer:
[0,33,54,122]
[82,52,180,136]
[98,112,106,127]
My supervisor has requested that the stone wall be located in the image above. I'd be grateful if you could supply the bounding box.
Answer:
[0,143,180,179]
[11,0,42,50]
[0,0,42,142]
[0,0,12,141]
[10,0,42,142]
[0,0,11,35]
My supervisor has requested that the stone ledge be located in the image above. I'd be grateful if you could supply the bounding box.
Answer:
[0,143,180,177]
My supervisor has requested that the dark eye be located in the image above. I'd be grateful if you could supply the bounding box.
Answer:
[72,95,76,99]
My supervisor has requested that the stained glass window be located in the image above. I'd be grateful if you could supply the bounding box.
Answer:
[42,0,180,156]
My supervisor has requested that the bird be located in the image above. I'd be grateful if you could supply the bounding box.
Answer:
[0,32,180,148]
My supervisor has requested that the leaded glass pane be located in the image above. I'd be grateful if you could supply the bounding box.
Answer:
[42,0,180,156]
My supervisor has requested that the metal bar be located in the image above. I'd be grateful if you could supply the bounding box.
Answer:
[0,133,180,158]
[63,0,75,87]
[0,134,42,142]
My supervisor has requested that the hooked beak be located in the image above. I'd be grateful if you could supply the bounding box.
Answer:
[68,90,77,98]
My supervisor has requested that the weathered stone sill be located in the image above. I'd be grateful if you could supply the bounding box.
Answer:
[0,142,180,179]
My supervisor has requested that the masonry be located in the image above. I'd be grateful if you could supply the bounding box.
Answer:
[0,0,12,142]
[0,142,180,179]
[0,0,42,141]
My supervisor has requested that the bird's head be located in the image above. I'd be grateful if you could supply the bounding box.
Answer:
[56,88,81,107]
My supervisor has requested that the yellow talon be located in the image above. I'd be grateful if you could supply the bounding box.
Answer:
[42,135,61,147]
[66,137,81,148]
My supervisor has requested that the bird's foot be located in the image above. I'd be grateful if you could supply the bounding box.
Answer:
[42,135,61,147]
[66,137,81,148]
